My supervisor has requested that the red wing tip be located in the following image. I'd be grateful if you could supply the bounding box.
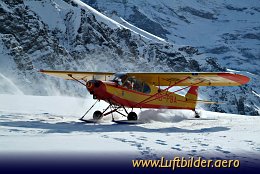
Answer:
[240,75,250,84]
[218,73,250,85]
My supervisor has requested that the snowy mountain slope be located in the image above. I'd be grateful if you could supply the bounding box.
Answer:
[83,0,260,74]
[0,94,260,166]
[0,0,259,115]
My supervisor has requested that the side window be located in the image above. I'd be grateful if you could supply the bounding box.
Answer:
[142,83,151,94]
[123,78,151,94]
[133,79,142,92]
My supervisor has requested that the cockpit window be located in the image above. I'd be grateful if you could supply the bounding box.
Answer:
[122,78,150,93]
[112,74,151,94]
[112,74,127,85]
[143,83,151,93]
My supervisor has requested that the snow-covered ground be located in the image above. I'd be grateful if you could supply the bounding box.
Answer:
[0,94,260,167]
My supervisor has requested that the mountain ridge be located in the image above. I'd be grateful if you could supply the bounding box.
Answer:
[0,0,259,115]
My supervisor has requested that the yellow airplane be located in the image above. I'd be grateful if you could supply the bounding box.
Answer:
[40,70,250,123]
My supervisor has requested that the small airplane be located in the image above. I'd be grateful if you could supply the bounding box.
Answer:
[40,70,250,123]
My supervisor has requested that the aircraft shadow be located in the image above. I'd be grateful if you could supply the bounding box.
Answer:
[0,120,230,134]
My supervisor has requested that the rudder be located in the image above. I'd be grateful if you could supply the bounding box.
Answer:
[185,86,199,110]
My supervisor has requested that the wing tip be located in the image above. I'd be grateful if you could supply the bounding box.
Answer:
[218,72,250,85]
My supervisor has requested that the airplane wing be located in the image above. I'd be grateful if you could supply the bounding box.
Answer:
[126,72,250,86]
[39,70,114,81]
[40,70,250,86]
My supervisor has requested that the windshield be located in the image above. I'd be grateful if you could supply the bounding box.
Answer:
[112,74,127,85]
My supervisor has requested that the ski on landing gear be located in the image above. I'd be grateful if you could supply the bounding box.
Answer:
[113,120,144,124]
[113,111,144,124]
[79,110,105,123]
[79,118,104,123]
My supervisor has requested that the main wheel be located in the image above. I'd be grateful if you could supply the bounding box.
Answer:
[127,112,138,121]
[93,110,103,120]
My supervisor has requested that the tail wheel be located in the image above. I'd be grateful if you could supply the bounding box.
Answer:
[195,111,200,118]
[93,110,103,120]
[127,112,138,121]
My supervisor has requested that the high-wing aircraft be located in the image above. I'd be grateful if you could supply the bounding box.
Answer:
[40,70,250,123]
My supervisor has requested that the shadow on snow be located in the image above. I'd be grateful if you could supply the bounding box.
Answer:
[0,120,230,134]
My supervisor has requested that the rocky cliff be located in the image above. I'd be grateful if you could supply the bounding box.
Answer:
[0,0,259,115]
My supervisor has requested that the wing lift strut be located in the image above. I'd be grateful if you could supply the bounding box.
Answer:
[133,77,205,118]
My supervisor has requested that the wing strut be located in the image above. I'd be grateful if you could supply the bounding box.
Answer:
[79,100,99,121]
[68,74,86,87]
[138,80,205,106]
[133,77,190,108]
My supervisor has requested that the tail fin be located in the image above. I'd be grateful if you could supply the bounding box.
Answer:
[185,86,199,100]
[185,86,199,110]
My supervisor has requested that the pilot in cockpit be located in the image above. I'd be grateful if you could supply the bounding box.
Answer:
[123,79,133,89]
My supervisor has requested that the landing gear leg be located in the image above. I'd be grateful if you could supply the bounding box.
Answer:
[79,100,99,121]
